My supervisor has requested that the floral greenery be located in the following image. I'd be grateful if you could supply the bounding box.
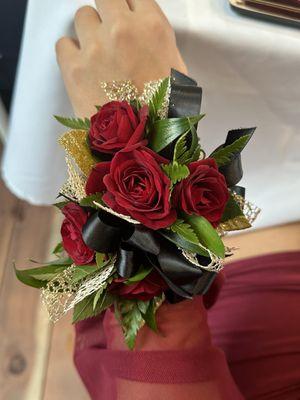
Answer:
[115,296,163,349]
[148,77,170,123]
[149,114,204,153]
[210,134,252,167]
[15,74,255,349]
[161,162,190,186]
[54,115,91,130]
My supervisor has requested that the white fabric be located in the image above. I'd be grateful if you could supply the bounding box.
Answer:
[1,0,300,229]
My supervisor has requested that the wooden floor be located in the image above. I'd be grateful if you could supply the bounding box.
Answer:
[0,158,90,399]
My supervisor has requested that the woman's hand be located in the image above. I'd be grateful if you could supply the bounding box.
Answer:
[56,0,187,117]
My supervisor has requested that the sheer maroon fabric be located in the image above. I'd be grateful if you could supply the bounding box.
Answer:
[74,251,300,400]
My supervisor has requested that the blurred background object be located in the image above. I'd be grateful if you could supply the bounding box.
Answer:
[230,0,300,25]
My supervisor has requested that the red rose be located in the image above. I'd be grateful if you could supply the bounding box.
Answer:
[109,271,166,301]
[86,145,176,230]
[61,203,95,265]
[89,101,148,155]
[173,158,229,227]
[86,161,111,195]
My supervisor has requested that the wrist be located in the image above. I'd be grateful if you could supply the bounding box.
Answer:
[103,297,211,351]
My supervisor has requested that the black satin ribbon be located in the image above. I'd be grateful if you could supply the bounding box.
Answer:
[168,69,202,118]
[159,69,203,160]
[82,211,214,299]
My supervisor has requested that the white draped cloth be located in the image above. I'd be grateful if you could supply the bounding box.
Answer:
[2,0,300,229]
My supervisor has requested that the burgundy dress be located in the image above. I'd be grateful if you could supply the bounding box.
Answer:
[74,251,300,399]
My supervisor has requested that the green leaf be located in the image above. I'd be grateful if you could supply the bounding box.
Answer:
[14,263,69,288]
[142,297,162,333]
[173,125,202,164]
[221,194,244,223]
[71,265,100,283]
[210,134,251,167]
[160,230,209,257]
[170,219,199,244]
[80,193,103,209]
[92,276,115,311]
[53,200,69,210]
[116,300,145,350]
[161,162,189,185]
[167,220,209,257]
[73,291,116,323]
[137,300,149,314]
[52,242,64,256]
[93,289,102,311]
[126,265,152,284]
[183,214,225,258]
[29,257,73,266]
[54,115,90,130]
[95,253,106,269]
[150,115,204,153]
[73,296,95,323]
[219,194,251,231]
[149,77,170,121]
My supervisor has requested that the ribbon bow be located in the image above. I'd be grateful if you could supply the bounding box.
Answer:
[82,211,216,300]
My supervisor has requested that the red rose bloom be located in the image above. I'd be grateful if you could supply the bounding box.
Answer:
[61,203,95,265]
[109,271,166,301]
[86,145,176,230]
[173,158,229,227]
[89,101,148,155]
[86,145,176,229]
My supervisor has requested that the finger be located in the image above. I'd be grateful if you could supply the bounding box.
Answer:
[126,0,135,10]
[135,0,172,27]
[95,0,131,18]
[135,0,168,19]
[55,37,79,65]
[74,6,102,47]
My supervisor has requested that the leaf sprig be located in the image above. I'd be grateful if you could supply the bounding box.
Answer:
[54,115,91,130]
[148,77,170,122]
[210,134,251,167]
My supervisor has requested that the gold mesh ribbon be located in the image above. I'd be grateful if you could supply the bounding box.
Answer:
[41,260,115,323]
[233,193,261,225]
[100,78,170,119]
[182,248,224,273]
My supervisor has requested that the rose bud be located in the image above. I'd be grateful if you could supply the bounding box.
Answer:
[61,203,95,265]
[173,158,229,227]
[89,101,148,156]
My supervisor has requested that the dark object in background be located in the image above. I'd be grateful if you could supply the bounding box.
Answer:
[229,0,300,27]
[0,0,28,111]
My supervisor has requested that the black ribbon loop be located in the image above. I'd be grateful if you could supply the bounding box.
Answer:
[115,244,137,279]
[82,211,122,253]
[123,225,161,256]
[82,210,214,299]
[168,69,202,118]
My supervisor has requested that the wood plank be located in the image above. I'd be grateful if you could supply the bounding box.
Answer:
[0,198,54,400]
[43,315,90,400]
[0,153,19,285]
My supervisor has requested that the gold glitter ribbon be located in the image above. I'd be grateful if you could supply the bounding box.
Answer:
[218,194,261,233]
[41,259,116,323]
